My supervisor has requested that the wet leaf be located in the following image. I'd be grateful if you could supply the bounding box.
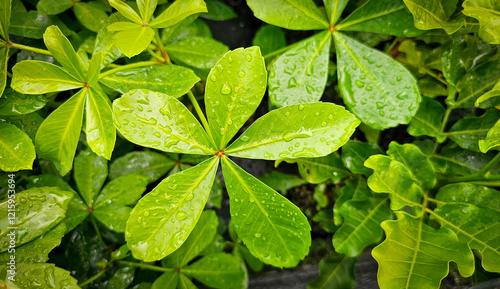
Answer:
[0,263,79,289]
[74,150,108,206]
[0,0,11,40]
[164,36,229,70]
[268,31,331,108]
[0,88,46,115]
[109,151,175,183]
[333,32,421,129]
[94,27,122,68]
[403,0,465,34]
[479,118,500,153]
[74,2,109,33]
[109,0,142,24]
[463,0,500,44]
[341,140,383,176]
[295,153,350,184]
[448,109,500,151]
[0,122,35,171]
[37,0,73,15]
[112,25,155,58]
[150,0,207,28]
[0,45,7,96]
[333,176,372,226]
[407,97,446,142]
[436,183,500,212]
[258,171,307,195]
[85,87,116,159]
[476,80,500,108]
[324,0,349,25]
[183,253,245,288]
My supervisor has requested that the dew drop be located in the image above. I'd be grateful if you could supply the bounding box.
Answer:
[245,54,252,61]
[143,211,150,216]
[220,83,232,95]
[298,104,305,111]
[238,71,246,77]
[176,211,187,220]
[241,135,249,141]
[254,233,261,238]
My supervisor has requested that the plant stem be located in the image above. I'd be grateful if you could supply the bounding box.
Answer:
[8,42,52,56]
[154,31,171,64]
[117,260,173,272]
[99,61,158,79]
[90,215,106,248]
[147,47,166,63]
[78,268,107,287]
[478,152,500,175]
[385,37,402,55]
[187,90,216,146]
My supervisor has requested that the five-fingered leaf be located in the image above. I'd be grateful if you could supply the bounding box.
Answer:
[268,31,331,108]
[125,157,219,261]
[403,0,465,34]
[324,0,349,25]
[205,46,267,148]
[333,32,421,129]
[0,263,79,289]
[113,89,216,155]
[226,102,360,160]
[221,157,311,267]
[0,122,35,171]
[373,213,474,289]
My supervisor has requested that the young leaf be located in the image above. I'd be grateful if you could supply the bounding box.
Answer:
[164,36,229,70]
[307,254,356,289]
[463,0,500,44]
[85,87,116,159]
[109,151,175,183]
[44,25,87,81]
[113,89,216,155]
[0,187,73,251]
[247,0,329,30]
[221,157,311,267]
[0,263,79,289]
[100,64,200,97]
[35,89,86,175]
[152,270,179,289]
[403,0,465,34]
[365,155,423,210]
[113,25,155,58]
[295,153,350,184]
[268,31,331,108]
[373,213,474,289]
[324,0,349,25]
[336,0,424,37]
[476,80,500,108]
[333,196,391,257]
[137,0,158,23]
[0,88,47,115]
[226,102,360,160]
[183,253,245,288]
[73,150,108,206]
[108,0,142,24]
[150,0,207,28]
[125,157,219,261]
[94,27,122,68]
[479,118,500,153]
[407,97,446,142]
[205,46,267,148]
[333,32,421,129]
[0,0,11,41]
[11,61,83,94]
[341,141,383,176]
[0,122,35,171]
[448,109,500,151]
[86,51,103,86]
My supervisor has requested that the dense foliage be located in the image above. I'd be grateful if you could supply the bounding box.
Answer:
[1,0,500,288]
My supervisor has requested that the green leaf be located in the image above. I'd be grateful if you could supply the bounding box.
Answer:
[0,122,35,171]
[100,64,200,97]
[333,176,372,226]
[324,0,349,25]
[162,17,212,44]
[106,266,136,289]
[0,88,46,115]
[201,0,237,21]
[94,27,122,68]
[341,140,383,176]
[407,97,446,142]
[418,77,447,98]
[93,175,149,232]
[403,0,465,34]
[113,89,216,155]
[436,183,500,212]
[258,171,307,195]
[268,31,331,108]
[74,2,109,33]
[162,210,218,268]
[183,253,245,288]
[0,0,11,40]
[372,213,474,289]
[463,0,500,44]
[336,0,424,37]
[74,150,108,206]
[205,46,266,148]
[365,155,423,210]
[125,157,219,261]
[448,109,500,151]
[456,59,500,108]
[207,176,223,209]
[0,187,73,251]
[150,0,207,28]
[164,36,229,70]
[333,196,391,257]
[44,25,87,81]
[221,157,311,267]
[107,21,141,32]
[87,52,103,86]
[10,11,67,39]
[431,147,500,176]
[252,25,286,57]
[479,118,500,153]
[333,32,421,129]
[226,102,360,160]
[178,273,198,289]
[138,0,158,22]
[35,89,86,175]
[0,45,7,96]
[441,36,467,88]
[85,87,116,159]
[476,80,500,108]
[109,151,175,183]
[113,25,155,58]
[386,142,436,190]
[295,153,350,184]
[109,0,142,24]
[37,0,73,15]
[152,270,178,289]
[11,60,83,94]
[247,0,329,30]
[0,263,79,289]
[307,253,356,289]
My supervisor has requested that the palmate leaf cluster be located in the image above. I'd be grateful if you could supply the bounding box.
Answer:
[1,0,500,289]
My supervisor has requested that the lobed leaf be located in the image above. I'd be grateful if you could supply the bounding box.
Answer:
[341,140,383,176]
[448,109,500,151]
[403,0,465,34]
[0,122,35,171]
[463,0,500,44]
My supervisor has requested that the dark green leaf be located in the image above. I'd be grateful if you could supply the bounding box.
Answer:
[201,0,237,21]
[258,171,307,195]
[0,263,79,289]
[0,88,46,115]
[403,0,465,34]
[164,36,229,70]
[456,59,500,108]
[0,122,35,171]
[152,270,178,289]
[183,253,245,289]
[476,80,500,108]
[333,176,371,226]
[252,25,286,57]
[307,253,356,289]
[436,183,500,212]
[10,11,63,39]
[295,153,350,184]
[0,0,11,40]
[109,151,175,183]
[479,118,500,153]
[407,97,446,142]
[37,0,73,15]
[0,45,7,96]
[178,273,198,289]
[74,2,109,33]
[74,150,108,206]
[448,109,500,151]
[341,141,383,176]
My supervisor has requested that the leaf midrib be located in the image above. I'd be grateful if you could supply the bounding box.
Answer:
[337,4,405,30]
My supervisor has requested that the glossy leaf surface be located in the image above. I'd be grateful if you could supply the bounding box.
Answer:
[85,87,115,159]
[476,80,500,108]
[252,25,286,57]
[0,46,7,97]
[150,0,207,28]
[0,122,35,171]
[183,253,245,288]
[479,118,500,153]
[333,32,421,129]
[448,110,500,151]
[94,28,122,68]
[125,157,218,261]
[109,151,175,183]
[138,0,158,22]
[341,141,383,176]
[324,0,349,25]
[0,263,79,289]
[0,88,46,115]
[463,0,500,44]
[333,176,371,226]
[113,25,155,58]
[0,0,10,40]
[268,31,331,108]
[295,153,350,184]
[227,102,360,160]
[222,157,311,267]
[407,97,446,142]
[152,270,179,289]
[164,36,229,70]
[247,0,329,30]
[101,64,200,97]
[205,46,267,148]
[74,2,109,33]
[108,0,142,24]
[403,0,465,34]
[73,150,108,206]
[37,0,73,15]
[456,59,500,108]
[113,89,216,155]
